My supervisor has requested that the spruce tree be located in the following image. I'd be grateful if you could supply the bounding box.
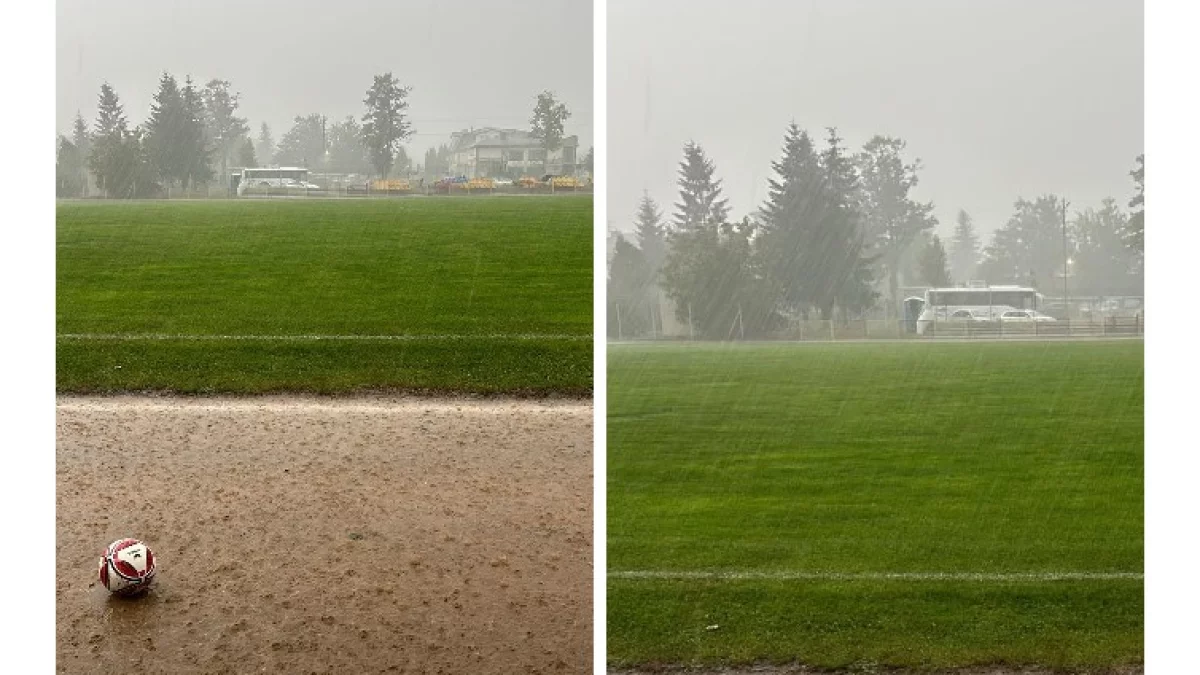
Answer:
[918,234,952,287]
[1123,154,1144,257]
[757,122,823,314]
[180,76,212,188]
[144,72,186,187]
[820,128,875,320]
[634,191,666,274]
[87,83,131,197]
[949,209,980,283]
[256,122,274,166]
[238,137,258,168]
[672,141,729,233]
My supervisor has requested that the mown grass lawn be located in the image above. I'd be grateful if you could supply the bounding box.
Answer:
[608,341,1143,669]
[57,197,592,394]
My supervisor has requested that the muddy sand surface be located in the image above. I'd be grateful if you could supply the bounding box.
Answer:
[57,396,592,674]
[614,662,1137,667]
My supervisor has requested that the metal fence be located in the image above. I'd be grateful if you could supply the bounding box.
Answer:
[608,314,1144,342]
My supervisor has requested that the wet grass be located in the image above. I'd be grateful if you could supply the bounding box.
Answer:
[57,197,592,394]
[608,341,1143,669]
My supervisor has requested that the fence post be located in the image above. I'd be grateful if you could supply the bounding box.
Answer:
[738,306,745,341]
[830,319,835,342]
[688,303,695,341]
[615,303,622,341]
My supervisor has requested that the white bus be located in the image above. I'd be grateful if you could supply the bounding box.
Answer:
[914,285,1046,334]
[234,167,320,195]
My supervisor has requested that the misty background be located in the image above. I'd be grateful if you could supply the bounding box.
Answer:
[57,0,593,163]
[608,0,1141,241]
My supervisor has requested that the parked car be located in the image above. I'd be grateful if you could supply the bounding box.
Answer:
[999,309,1057,323]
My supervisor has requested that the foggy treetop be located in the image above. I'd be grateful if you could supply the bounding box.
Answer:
[56,0,593,159]
[608,0,1142,240]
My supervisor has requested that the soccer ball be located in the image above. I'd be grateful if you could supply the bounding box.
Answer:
[98,538,157,596]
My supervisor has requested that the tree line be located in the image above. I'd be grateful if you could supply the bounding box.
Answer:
[58,77,584,197]
[609,123,1144,339]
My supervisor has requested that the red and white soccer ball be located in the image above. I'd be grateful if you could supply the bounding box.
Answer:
[98,538,157,596]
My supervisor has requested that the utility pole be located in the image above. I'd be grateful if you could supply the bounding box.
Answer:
[1062,198,1070,320]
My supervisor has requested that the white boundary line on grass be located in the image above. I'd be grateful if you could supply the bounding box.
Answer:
[58,333,590,342]
[609,570,1143,582]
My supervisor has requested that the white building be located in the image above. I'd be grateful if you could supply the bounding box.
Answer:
[447,127,580,178]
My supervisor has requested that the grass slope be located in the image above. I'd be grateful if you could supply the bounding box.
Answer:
[57,197,592,394]
[608,341,1143,669]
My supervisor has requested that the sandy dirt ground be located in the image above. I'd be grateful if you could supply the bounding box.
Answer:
[57,396,592,674]
[609,665,1144,674]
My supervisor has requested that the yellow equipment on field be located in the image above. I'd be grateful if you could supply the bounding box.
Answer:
[371,179,410,191]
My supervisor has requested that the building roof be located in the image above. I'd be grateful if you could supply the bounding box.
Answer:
[449,127,579,152]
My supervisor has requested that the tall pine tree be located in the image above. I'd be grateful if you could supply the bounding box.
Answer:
[87,83,132,197]
[918,234,952,287]
[756,122,824,315]
[1123,154,1144,259]
[71,112,91,196]
[256,122,274,166]
[144,72,187,187]
[672,141,729,233]
[949,209,980,283]
[634,191,666,276]
[180,76,212,188]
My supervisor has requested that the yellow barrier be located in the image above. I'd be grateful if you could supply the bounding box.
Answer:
[371,179,410,191]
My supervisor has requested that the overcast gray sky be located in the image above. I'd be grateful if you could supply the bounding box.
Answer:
[608,0,1142,240]
[57,0,592,160]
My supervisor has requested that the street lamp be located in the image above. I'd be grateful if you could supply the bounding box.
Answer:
[1061,198,1070,320]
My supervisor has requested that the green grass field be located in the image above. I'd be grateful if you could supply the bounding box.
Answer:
[57,197,592,395]
[608,341,1143,670]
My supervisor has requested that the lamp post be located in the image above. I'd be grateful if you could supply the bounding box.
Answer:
[1062,198,1070,319]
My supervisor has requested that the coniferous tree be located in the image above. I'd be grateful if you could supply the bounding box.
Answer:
[1123,154,1144,258]
[256,122,274,166]
[660,142,770,337]
[820,128,876,319]
[918,234,952,287]
[56,136,84,197]
[634,191,666,275]
[949,209,980,283]
[607,233,655,337]
[756,122,824,315]
[238,137,257,168]
[362,73,413,178]
[87,83,132,197]
[144,72,187,187]
[180,76,212,188]
[71,112,91,196]
[672,141,729,232]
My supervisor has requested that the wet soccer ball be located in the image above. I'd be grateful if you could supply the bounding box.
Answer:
[98,538,157,596]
